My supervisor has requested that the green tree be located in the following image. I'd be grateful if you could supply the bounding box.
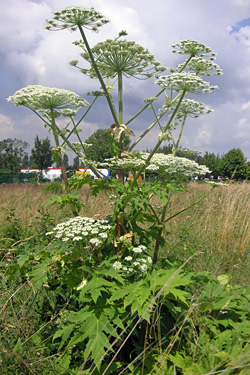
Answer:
[0,138,29,173]
[85,128,130,164]
[31,136,53,172]
[219,148,248,180]
[197,151,221,178]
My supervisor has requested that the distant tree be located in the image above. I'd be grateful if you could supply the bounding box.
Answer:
[73,156,80,169]
[21,154,30,168]
[218,148,248,179]
[85,128,130,164]
[31,135,53,172]
[197,152,221,178]
[0,138,29,173]
[63,154,69,168]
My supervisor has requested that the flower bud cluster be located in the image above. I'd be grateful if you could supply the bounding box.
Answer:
[155,72,218,94]
[113,244,152,277]
[44,6,109,32]
[7,85,88,116]
[46,216,111,246]
[78,39,167,79]
[171,40,216,59]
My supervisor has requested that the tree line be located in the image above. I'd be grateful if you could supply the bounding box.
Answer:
[0,130,249,180]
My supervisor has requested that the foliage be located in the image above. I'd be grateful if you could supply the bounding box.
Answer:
[31,135,53,172]
[219,148,248,180]
[0,138,29,173]
[198,151,222,177]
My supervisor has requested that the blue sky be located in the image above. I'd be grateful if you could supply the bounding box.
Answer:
[1,0,250,159]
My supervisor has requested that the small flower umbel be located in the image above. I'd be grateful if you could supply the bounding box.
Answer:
[177,57,223,76]
[167,98,213,119]
[171,39,217,59]
[155,72,218,94]
[44,6,109,32]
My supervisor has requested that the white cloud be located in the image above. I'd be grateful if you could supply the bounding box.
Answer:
[1,0,250,159]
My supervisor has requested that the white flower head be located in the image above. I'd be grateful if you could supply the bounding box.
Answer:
[171,40,216,59]
[78,39,167,79]
[155,73,218,94]
[113,261,122,270]
[45,6,109,32]
[177,57,223,76]
[7,86,88,118]
[140,153,210,178]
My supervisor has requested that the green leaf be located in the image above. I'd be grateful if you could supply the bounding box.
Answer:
[14,338,23,354]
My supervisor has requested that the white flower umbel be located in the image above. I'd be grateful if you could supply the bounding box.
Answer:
[45,6,109,32]
[7,85,88,117]
[76,39,166,79]
[46,216,111,246]
[103,153,210,178]
[140,153,210,178]
[171,40,216,60]
[112,244,152,277]
[177,57,223,76]
[155,72,218,94]
[165,99,213,119]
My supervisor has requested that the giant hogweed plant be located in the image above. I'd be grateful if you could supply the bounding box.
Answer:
[6,6,249,375]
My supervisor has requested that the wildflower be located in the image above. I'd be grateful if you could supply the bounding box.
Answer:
[73,236,83,241]
[7,85,88,118]
[177,57,223,76]
[132,247,143,254]
[46,216,111,245]
[76,39,167,79]
[113,261,122,270]
[89,238,101,246]
[124,256,133,261]
[45,6,109,32]
[133,261,140,266]
[155,72,218,94]
[162,99,213,119]
[171,40,216,59]
[139,264,148,273]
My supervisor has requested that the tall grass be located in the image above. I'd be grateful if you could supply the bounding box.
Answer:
[165,181,250,285]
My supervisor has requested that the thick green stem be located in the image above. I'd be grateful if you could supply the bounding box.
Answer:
[78,25,119,126]
[153,192,171,265]
[172,114,187,156]
[50,110,78,217]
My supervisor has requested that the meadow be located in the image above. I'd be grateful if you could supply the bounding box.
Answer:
[1,181,250,374]
[1,181,249,284]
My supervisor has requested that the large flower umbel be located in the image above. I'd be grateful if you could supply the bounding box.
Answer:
[44,6,109,32]
[103,153,210,178]
[7,85,88,117]
[74,39,166,79]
